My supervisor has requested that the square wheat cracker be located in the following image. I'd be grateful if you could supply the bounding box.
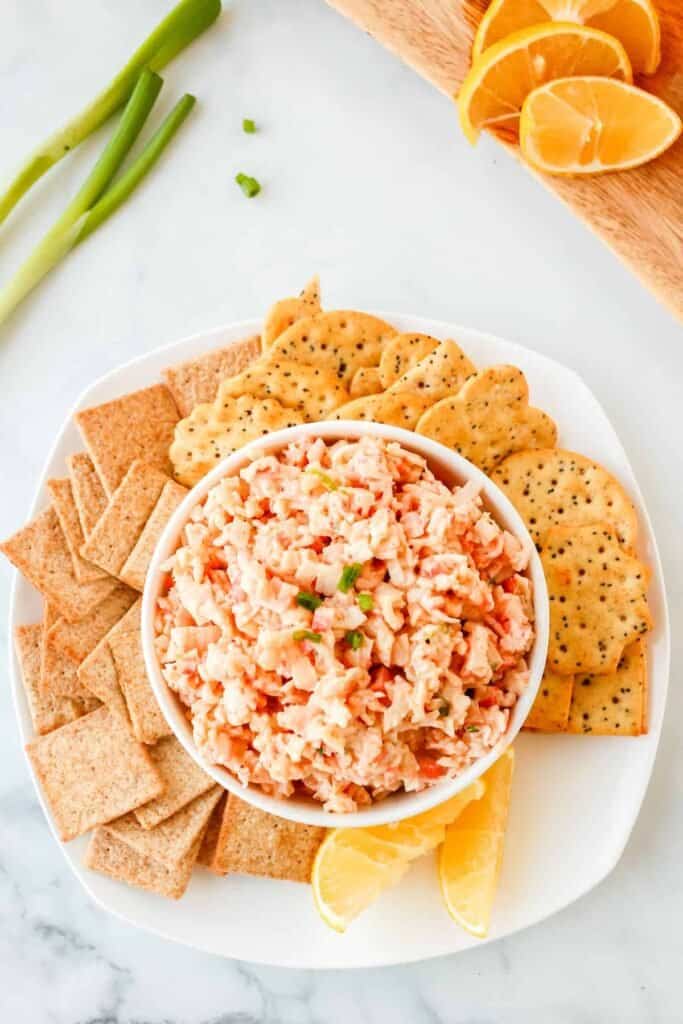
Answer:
[106,786,222,865]
[80,461,171,578]
[134,735,216,829]
[75,383,179,496]
[77,640,130,724]
[47,476,111,585]
[568,640,647,736]
[197,793,227,869]
[84,827,199,899]
[162,335,261,417]
[67,452,108,538]
[26,705,164,841]
[41,629,100,703]
[47,582,136,663]
[119,479,187,591]
[15,623,86,735]
[108,627,170,744]
[0,506,117,622]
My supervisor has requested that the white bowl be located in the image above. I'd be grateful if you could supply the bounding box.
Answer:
[142,421,549,828]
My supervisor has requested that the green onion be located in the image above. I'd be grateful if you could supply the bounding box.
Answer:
[293,629,322,643]
[357,592,374,613]
[235,172,261,198]
[0,70,171,327]
[438,700,451,718]
[295,591,322,612]
[0,0,220,227]
[242,118,256,133]
[306,468,338,491]
[344,630,364,650]
[338,563,363,593]
[465,725,479,733]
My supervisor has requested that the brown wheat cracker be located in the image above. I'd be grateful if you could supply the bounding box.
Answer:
[106,786,222,865]
[218,357,350,420]
[15,623,85,735]
[269,311,397,385]
[492,449,639,551]
[349,366,383,398]
[262,275,322,348]
[162,335,261,417]
[379,333,441,388]
[134,735,216,829]
[46,477,110,584]
[75,383,179,497]
[388,339,475,403]
[84,826,199,899]
[26,705,164,841]
[41,631,100,703]
[170,395,305,487]
[67,452,108,539]
[328,391,430,430]
[77,640,130,724]
[0,506,118,623]
[211,794,325,882]
[108,627,170,744]
[46,582,137,664]
[523,669,574,732]
[542,523,651,676]
[568,640,647,735]
[80,461,171,578]
[417,365,557,474]
[120,480,188,591]
[197,793,227,869]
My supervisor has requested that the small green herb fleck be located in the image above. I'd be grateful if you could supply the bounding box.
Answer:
[242,118,256,134]
[317,745,325,755]
[357,592,374,612]
[235,172,261,198]
[292,629,322,643]
[296,590,322,612]
[438,700,451,718]
[345,630,364,650]
[465,725,479,733]
[307,467,339,490]
[338,563,363,593]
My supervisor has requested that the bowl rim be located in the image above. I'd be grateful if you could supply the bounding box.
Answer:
[141,420,549,828]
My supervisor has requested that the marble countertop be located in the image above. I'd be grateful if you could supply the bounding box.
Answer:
[1,1,682,1020]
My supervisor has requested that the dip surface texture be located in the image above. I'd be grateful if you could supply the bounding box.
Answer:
[156,436,534,812]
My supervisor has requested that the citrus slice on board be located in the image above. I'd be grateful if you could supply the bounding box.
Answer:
[439,748,514,938]
[312,780,486,933]
[472,0,661,74]
[458,23,632,143]
[520,77,682,174]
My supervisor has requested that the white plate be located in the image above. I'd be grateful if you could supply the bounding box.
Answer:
[8,315,670,969]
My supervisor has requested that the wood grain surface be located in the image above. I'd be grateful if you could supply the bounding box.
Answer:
[326,0,683,320]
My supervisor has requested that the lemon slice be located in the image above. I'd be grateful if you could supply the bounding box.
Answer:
[458,23,632,144]
[312,780,486,933]
[472,0,660,75]
[439,748,514,938]
[521,77,682,174]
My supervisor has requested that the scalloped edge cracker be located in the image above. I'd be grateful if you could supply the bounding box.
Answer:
[523,669,574,732]
[162,335,261,417]
[568,640,647,735]
[417,365,557,474]
[170,395,305,488]
[75,383,179,497]
[26,705,164,841]
[262,276,322,348]
[349,366,383,398]
[328,391,429,429]
[542,523,651,676]
[492,449,638,551]
[388,339,475,403]
[218,356,350,420]
[379,333,441,388]
[269,311,397,384]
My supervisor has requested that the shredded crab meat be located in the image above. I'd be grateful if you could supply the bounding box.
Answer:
[155,436,534,813]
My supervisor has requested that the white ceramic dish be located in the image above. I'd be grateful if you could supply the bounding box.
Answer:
[8,314,670,968]
[141,420,549,829]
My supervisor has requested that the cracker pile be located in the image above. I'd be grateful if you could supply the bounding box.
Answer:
[2,277,654,905]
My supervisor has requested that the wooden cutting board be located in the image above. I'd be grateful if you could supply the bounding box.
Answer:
[325,0,683,321]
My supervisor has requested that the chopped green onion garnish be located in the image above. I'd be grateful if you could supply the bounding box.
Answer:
[465,725,479,733]
[438,700,451,718]
[357,592,374,613]
[296,591,322,612]
[344,630,364,650]
[338,563,363,593]
[242,118,256,133]
[293,629,322,643]
[306,468,339,490]
[235,172,261,198]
